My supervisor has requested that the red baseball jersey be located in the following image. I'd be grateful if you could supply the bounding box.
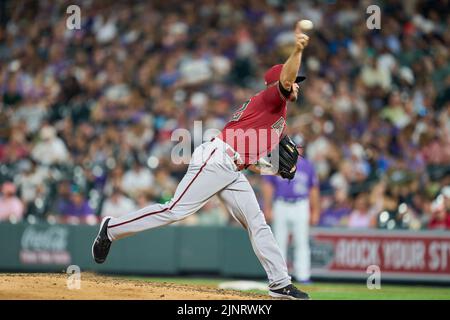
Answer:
[219,83,287,165]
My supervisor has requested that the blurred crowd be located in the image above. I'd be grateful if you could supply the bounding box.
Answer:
[0,0,449,230]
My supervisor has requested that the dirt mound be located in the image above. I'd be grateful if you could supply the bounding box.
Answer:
[0,273,269,300]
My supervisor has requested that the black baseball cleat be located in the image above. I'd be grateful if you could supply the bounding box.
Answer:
[92,217,112,264]
[269,284,310,300]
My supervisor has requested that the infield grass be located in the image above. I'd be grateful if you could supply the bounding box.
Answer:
[125,276,450,300]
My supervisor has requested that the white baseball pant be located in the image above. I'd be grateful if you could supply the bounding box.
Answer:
[273,198,311,281]
[106,138,291,290]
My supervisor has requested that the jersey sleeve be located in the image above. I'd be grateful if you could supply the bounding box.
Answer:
[261,82,287,106]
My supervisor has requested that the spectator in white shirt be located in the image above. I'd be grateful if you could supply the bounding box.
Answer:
[121,161,154,197]
[101,188,137,219]
[31,125,70,165]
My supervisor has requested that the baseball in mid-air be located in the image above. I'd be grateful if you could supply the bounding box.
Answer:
[299,19,314,31]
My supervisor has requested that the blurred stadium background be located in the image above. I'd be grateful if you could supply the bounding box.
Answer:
[0,0,450,296]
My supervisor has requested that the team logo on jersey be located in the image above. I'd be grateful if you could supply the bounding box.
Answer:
[230,99,251,122]
[271,116,286,136]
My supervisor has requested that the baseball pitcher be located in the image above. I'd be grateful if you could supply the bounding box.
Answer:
[92,22,310,300]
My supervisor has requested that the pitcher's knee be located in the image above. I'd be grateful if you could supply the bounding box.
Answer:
[251,222,273,238]
[165,205,196,222]
[149,201,182,222]
[169,211,187,221]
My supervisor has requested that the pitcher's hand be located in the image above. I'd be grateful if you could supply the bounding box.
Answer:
[294,22,310,52]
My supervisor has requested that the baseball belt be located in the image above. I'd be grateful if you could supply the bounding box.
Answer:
[211,137,247,171]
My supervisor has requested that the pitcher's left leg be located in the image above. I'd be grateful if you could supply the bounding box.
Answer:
[218,173,291,290]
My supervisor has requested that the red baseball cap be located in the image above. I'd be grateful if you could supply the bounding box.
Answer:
[264,64,306,86]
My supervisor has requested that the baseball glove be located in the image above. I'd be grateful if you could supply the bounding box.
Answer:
[274,135,300,180]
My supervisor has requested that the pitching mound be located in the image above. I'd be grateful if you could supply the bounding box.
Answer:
[0,273,269,300]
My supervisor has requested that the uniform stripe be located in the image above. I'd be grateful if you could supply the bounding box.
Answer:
[108,148,217,229]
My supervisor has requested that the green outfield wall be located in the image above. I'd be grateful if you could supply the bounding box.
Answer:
[0,222,265,277]
[1,222,450,282]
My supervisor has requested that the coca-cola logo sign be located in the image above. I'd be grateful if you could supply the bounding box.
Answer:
[21,226,68,251]
[20,225,71,265]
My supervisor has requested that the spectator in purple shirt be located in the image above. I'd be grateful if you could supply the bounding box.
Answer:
[59,188,95,224]
[262,156,320,283]
[319,188,352,227]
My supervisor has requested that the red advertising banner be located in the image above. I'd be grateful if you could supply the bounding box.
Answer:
[310,229,450,282]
